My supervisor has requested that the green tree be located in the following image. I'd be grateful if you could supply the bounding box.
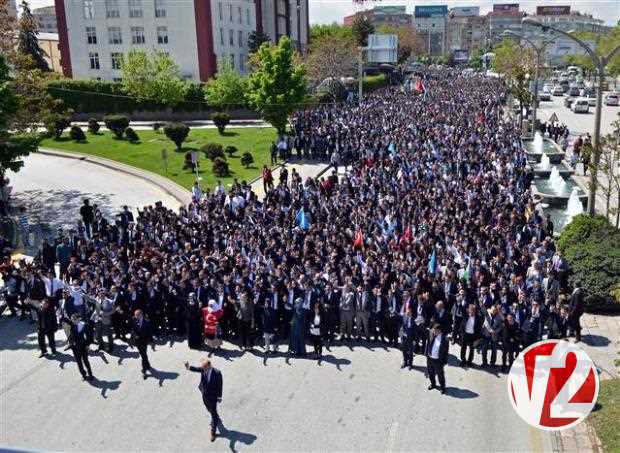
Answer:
[0,0,18,57]
[121,50,189,106]
[204,58,247,110]
[17,1,49,71]
[351,15,374,47]
[310,23,354,41]
[163,122,190,150]
[247,30,270,54]
[468,47,485,69]
[492,38,536,109]
[0,55,39,192]
[247,37,307,135]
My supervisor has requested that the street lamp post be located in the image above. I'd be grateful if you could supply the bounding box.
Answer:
[523,17,620,216]
[501,30,555,135]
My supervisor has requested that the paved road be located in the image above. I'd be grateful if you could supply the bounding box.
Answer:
[7,153,182,253]
[0,317,554,452]
[537,93,619,136]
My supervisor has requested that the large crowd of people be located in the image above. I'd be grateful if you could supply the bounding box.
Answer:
[1,69,584,387]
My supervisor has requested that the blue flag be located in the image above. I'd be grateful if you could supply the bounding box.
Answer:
[428,248,437,275]
[295,207,310,230]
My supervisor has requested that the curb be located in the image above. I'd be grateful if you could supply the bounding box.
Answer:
[37,148,192,206]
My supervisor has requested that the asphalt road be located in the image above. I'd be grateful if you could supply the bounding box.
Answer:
[0,317,554,452]
[536,92,620,136]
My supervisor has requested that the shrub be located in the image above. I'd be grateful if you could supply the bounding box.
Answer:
[183,152,195,170]
[240,152,254,168]
[87,118,100,134]
[559,214,620,313]
[212,157,229,177]
[103,114,129,139]
[125,127,139,143]
[69,125,86,142]
[43,113,71,139]
[201,143,224,161]
[153,122,162,132]
[225,145,237,157]
[211,112,230,135]
[163,122,190,150]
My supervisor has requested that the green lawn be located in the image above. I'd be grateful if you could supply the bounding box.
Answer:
[40,127,277,190]
[590,379,620,453]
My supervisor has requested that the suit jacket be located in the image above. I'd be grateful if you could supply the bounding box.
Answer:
[425,331,449,365]
[459,314,483,338]
[37,306,58,333]
[131,317,152,347]
[190,366,223,402]
[432,309,452,334]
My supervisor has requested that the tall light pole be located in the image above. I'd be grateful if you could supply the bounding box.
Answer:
[523,17,620,216]
[501,30,555,135]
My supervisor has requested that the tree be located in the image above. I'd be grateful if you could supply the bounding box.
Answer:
[305,34,357,83]
[43,113,71,139]
[247,30,270,54]
[492,38,536,111]
[201,143,224,161]
[87,118,100,134]
[69,125,86,142]
[0,54,39,192]
[376,24,424,64]
[351,15,374,47]
[210,112,230,135]
[0,0,18,57]
[124,127,139,143]
[310,23,354,42]
[597,120,620,227]
[204,58,247,110]
[240,152,254,168]
[163,122,190,150]
[17,1,49,71]
[212,157,229,177]
[247,37,307,135]
[104,115,130,139]
[468,47,485,69]
[121,50,189,106]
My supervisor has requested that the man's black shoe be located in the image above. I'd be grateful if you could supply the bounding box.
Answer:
[428,384,436,391]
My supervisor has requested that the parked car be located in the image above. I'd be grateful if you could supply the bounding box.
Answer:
[543,83,553,93]
[552,85,565,96]
[538,91,551,102]
[585,92,597,106]
[568,86,580,97]
[572,98,590,113]
[604,93,619,106]
[564,97,575,108]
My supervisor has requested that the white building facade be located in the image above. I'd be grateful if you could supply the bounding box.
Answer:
[55,0,308,81]
[33,5,58,33]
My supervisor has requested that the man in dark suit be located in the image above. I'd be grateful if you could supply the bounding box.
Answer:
[459,303,482,367]
[399,308,416,370]
[426,323,449,394]
[131,309,153,379]
[67,314,94,381]
[569,287,584,342]
[37,299,58,357]
[185,359,223,442]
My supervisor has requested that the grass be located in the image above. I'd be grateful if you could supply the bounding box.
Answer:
[40,127,277,190]
[589,379,620,453]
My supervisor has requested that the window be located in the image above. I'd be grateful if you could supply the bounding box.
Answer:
[89,52,100,70]
[86,26,97,44]
[129,0,143,18]
[229,29,234,46]
[229,4,232,22]
[239,54,244,72]
[218,2,222,21]
[83,0,94,19]
[237,6,242,24]
[113,77,123,82]
[111,52,123,69]
[157,26,168,44]
[108,26,122,44]
[154,0,166,17]
[230,53,235,68]
[246,8,250,25]
[238,30,243,47]
[131,26,145,44]
[105,0,120,18]
[219,28,224,45]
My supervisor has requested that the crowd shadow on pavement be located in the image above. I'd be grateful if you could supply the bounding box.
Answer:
[148,367,180,387]
[109,344,140,365]
[44,351,74,369]
[87,377,122,399]
[582,334,610,347]
[217,421,257,453]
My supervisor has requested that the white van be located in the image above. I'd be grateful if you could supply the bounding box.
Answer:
[572,98,589,113]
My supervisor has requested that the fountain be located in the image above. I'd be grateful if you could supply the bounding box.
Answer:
[549,166,567,194]
[565,187,585,222]
[533,131,544,154]
[539,153,551,171]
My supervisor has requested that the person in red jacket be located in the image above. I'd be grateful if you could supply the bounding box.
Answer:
[203,300,223,352]
[261,166,273,194]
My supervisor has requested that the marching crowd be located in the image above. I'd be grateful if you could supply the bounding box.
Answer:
[1,69,585,391]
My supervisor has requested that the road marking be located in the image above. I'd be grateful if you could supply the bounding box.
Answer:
[386,421,398,453]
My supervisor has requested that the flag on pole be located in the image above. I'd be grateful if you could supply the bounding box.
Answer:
[295,207,310,230]
[428,248,437,275]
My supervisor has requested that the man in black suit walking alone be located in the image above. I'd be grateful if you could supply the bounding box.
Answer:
[426,323,449,394]
[131,309,153,379]
[185,359,223,442]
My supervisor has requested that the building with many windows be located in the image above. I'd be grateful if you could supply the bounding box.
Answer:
[343,5,412,28]
[33,5,58,33]
[55,0,309,81]
[447,7,485,55]
[413,5,448,56]
[7,0,17,17]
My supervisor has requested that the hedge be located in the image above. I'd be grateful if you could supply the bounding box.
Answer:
[47,80,207,114]
[558,214,620,313]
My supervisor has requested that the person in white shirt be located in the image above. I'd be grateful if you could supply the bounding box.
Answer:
[426,323,448,394]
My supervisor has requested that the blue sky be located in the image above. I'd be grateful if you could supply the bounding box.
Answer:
[26,0,619,25]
